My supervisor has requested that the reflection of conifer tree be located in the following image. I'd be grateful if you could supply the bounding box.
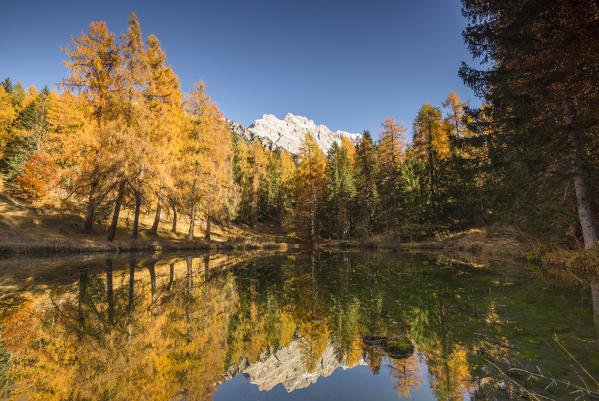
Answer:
[417,279,472,401]
[186,257,192,295]
[147,261,156,316]
[105,259,114,324]
[128,259,135,314]
[126,258,136,393]
[329,294,360,363]
[78,266,88,327]
[365,251,382,336]
[203,254,210,294]
[364,344,384,375]
[168,263,174,292]
[184,257,192,399]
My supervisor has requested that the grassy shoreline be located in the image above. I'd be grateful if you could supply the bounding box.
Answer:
[321,226,531,263]
[0,193,295,258]
[1,194,596,278]
[0,224,510,260]
[0,208,542,263]
[0,237,297,258]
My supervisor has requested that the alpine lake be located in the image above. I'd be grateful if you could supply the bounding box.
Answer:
[0,249,597,400]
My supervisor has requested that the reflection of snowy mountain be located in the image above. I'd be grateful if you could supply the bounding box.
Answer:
[227,113,361,155]
[224,339,366,392]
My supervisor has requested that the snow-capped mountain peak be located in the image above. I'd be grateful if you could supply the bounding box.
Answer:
[228,113,361,155]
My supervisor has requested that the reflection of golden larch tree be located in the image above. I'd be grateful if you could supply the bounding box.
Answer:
[299,320,330,373]
[388,353,424,399]
[345,336,363,368]
[426,344,472,401]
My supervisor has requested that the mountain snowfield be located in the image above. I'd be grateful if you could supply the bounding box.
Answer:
[227,113,361,155]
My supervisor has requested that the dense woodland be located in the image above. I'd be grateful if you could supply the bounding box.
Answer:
[0,1,598,249]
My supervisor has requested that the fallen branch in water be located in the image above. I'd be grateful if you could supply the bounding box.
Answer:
[553,333,599,389]
[482,334,599,401]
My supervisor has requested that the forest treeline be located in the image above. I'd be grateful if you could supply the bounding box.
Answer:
[1,1,598,249]
[0,14,237,242]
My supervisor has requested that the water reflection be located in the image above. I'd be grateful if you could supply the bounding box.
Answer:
[0,251,597,400]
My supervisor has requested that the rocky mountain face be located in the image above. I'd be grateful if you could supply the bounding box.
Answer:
[224,338,366,392]
[227,113,361,155]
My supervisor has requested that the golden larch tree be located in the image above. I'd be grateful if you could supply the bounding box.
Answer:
[61,20,122,233]
[294,132,326,240]
[378,117,407,232]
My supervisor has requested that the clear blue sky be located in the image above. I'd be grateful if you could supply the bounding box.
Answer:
[0,0,479,139]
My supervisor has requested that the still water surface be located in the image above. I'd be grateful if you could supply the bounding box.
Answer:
[0,251,597,400]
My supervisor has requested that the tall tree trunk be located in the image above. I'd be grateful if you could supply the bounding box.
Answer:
[340,202,346,240]
[568,129,599,249]
[82,179,98,234]
[347,203,352,240]
[251,176,258,228]
[310,194,316,241]
[149,195,162,235]
[391,132,399,230]
[205,214,211,241]
[365,194,370,240]
[392,150,400,236]
[188,166,199,239]
[393,195,399,228]
[150,180,164,236]
[385,208,389,234]
[429,151,435,212]
[131,191,142,239]
[187,205,195,240]
[107,180,126,241]
[427,122,438,224]
[171,203,178,233]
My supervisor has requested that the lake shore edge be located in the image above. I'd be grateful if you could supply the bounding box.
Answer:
[0,236,300,258]
[1,203,596,279]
